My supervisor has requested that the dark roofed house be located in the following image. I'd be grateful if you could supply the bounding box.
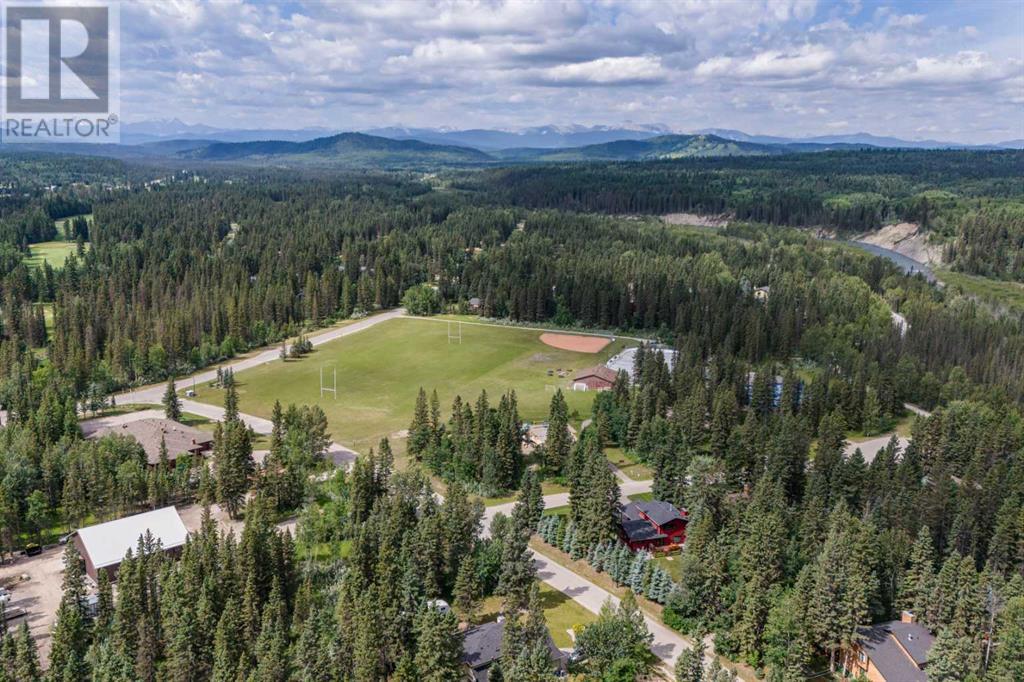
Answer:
[617,500,688,551]
[573,366,618,391]
[461,619,566,682]
[840,611,935,682]
[92,418,213,467]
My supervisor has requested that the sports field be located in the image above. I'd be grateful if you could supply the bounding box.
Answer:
[193,317,627,455]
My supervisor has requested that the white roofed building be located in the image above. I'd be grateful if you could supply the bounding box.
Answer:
[73,506,189,581]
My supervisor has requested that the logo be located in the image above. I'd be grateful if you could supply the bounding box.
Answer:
[2,1,120,143]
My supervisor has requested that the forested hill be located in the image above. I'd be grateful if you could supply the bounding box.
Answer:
[183,132,491,167]
[493,133,869,161]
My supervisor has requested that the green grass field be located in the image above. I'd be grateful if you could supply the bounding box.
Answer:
[477,582,594,648]
[935,268,1024,313]
[193,317,627,455]
[24,241,83,268]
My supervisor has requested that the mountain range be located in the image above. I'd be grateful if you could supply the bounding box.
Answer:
[122,119,1024,151]
[6,123,1020,169]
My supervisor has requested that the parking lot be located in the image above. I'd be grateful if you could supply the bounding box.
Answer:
[0,544,65,663]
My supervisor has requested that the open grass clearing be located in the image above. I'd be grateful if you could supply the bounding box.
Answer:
[606,447,654,481]
[936,268,1024,313]
[192,316,628,457]
[476,582,593,649]
[24,241,86,269]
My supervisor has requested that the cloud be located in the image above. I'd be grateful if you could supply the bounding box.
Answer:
[866,51,1022,88]
[695,45,835,80]
[111,0,1024,144]
[528,56,668,86]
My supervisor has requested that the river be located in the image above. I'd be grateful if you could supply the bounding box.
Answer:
[841,240,936,283]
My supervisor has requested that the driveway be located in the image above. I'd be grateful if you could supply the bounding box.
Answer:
[0,545,65,664]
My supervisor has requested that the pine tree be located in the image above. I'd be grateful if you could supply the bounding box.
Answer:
[545,389,571,474]
[211,597,242,682]
[164,376,182,421]
[14,623,40,682]
[989,596,1024,681]
[674,634,705,682]
[413,607,463,682]
[408,387,432,459]
[47,546,90,681]
[900,526,936,618]
[454,553,481,623]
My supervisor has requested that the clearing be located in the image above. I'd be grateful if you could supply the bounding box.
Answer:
[192,317,627,455]
[24,241,85,269]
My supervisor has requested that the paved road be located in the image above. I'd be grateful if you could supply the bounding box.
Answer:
[842,403,931,464]
[103,309,407,469]
[116,308,406,407]
[532,548,689,667]
[482,477,653,539]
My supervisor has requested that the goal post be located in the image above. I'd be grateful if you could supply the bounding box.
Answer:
[447,320,463,345]
[320,363,337,399]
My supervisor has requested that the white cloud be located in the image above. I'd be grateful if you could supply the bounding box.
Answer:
[868,51,1021,88]
[531,56,668,86]
[695,45,835,80]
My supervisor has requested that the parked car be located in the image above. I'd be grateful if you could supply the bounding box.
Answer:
[58,532,75,545]
[24,543,41,556]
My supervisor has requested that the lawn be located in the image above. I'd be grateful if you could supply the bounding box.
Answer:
[24,241,87,269]
[653,554,684,583]
[192,317,627,456]
[606,447,654,481]
[476,582,595,649]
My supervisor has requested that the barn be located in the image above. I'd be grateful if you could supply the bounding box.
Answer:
[73,506,189,582]
[572,365,618,391]
[617,500,688,551]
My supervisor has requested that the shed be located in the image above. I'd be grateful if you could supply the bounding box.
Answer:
[572,366,618,391]
[73,506,189,582]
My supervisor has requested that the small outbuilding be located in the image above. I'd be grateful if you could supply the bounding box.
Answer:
[572,366,618,391]
[92,418,213,467]
[73,506,189,582]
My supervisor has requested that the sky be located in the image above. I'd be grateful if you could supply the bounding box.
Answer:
[119,0,1024,143]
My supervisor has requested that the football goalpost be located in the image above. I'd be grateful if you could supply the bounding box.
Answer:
[320,363,337,399]
[447,320,463,345]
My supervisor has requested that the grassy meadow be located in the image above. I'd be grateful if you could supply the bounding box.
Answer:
[24,241,82,268]
[192,317,627,456]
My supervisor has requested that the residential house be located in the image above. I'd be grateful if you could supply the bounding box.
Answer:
[617,500,688,551]
[840,611,935,682]
[461,619,567,682]
[92,418,213,467]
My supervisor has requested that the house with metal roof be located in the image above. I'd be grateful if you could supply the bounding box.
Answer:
[617,500,688,551]
[73,506,189,582]
[840,612,935,682]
